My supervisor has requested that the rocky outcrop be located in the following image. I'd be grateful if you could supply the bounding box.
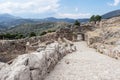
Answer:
[86,28,120,59]
[0,40,76,80]
[91,43,120,59]
[100,16,120,28]
[85,16,120,59]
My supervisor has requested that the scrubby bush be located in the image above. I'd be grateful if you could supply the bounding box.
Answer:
[47,29,56,33]
[0,33,25,39]
[74,20,80,26]
[15,34,24,39]
[40,31,47,36]
[29,32,36,37]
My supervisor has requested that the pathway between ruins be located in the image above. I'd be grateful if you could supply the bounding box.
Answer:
[44,41,120,80]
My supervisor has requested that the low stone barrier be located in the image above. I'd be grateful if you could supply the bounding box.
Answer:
[91,43,120,59]
[0,41,76,80]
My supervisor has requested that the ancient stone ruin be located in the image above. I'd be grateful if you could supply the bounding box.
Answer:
[85,16,120,59]
[0,38,76,80]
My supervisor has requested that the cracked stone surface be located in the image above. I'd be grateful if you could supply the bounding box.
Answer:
[44,41,120,80]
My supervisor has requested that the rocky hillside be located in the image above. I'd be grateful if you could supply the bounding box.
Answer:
[1,22,71,37]
[85,16,120,59]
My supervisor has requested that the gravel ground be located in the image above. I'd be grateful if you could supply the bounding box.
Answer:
[44,41,120,80]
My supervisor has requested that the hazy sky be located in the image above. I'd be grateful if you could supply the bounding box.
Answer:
[0,0,120,19]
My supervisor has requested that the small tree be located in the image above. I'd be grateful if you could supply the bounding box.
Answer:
[95,15,101,22]
[74,20,80,26]
[90,15,101,22]
[90,15,95,22]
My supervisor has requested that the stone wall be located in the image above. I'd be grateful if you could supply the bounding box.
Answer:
[0,40,26,62]
[0,30,75,63]
[56,27,74,41]
[85,28,120,59]
[85,30,103,46]
[85,17,120,59]
[0,41,76,80]
[0,27,77,63]
[0,32,56,62]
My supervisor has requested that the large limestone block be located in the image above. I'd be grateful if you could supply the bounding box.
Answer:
[0,62,8,70]
[31,70,41,80]
[0,66,31,80]
[7,66,31,80]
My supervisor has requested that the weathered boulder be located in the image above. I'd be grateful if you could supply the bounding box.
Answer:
[0,62,8,70]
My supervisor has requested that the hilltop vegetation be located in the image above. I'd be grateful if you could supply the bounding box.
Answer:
[0,22,71,39]
[90,15,102,22]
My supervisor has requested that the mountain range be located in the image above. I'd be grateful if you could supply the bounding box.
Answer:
[0,14,39,29]
[0,14,89,30]
[0,9,120,31]
[102,9,120,19]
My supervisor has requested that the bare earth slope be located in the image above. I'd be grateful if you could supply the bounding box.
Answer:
[45,41,120,80]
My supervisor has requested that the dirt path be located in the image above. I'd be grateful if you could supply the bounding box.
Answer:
[44,42,120,80]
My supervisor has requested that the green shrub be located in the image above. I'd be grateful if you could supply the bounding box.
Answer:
[40,31,47,36]
[90,15,101,22]
[29,32,36,37]
[47,29,56,33]
[74,20,80,26]
[15,34,24,39]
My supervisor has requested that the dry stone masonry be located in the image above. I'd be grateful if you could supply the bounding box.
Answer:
[0,28,76,63]
[0,39,76,80]
[85,16,120,59]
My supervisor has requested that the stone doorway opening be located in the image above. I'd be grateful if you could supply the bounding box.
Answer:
[77,33,85,41]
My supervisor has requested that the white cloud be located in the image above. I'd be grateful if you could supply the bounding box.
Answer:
[0,0,60,14]
[56,13,91,19]
[108,0,120,6]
